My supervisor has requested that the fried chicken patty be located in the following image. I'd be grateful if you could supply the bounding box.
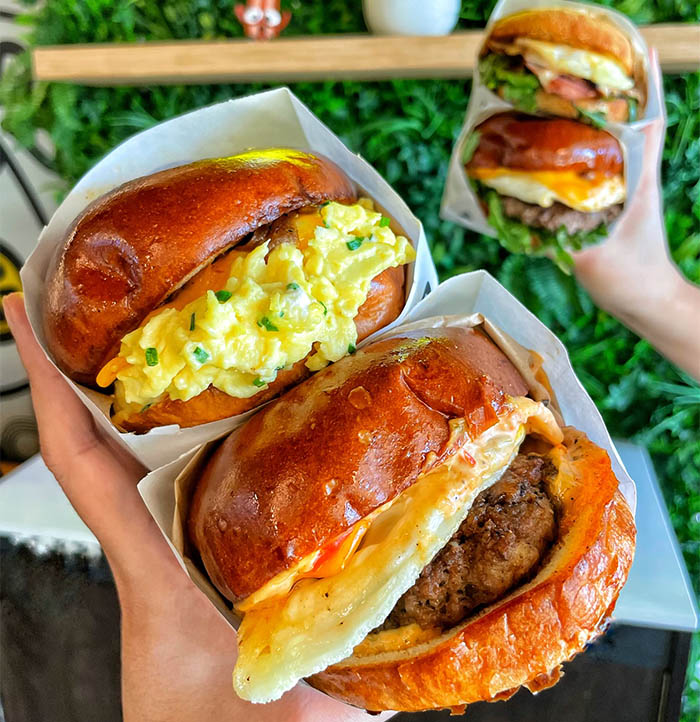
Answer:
[501,195,623,235]
[381,453,557,631]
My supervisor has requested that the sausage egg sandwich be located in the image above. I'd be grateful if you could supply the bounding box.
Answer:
[464,112,625,265]
[188,323,635,711]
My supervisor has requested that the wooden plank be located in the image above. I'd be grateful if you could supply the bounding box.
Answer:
[638,23,700,73]
[32,25,700,86]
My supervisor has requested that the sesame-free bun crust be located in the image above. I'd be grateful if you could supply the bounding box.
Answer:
[309,427,635,712]
[489,8,634,74]
[116,265,406,432]
[188,327,529,601]
[467,112,624,174]
[43,149,355,385]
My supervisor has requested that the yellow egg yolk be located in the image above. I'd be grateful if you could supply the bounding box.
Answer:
[468,167,626,213]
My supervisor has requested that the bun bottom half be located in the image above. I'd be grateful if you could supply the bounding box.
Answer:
[308,427,635,713]
[533,90,631,123]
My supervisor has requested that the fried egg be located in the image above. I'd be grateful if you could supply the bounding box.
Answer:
[512,38,634,92]
[101,200,414,411]
[469,167,626,212]
[233,397,562,703]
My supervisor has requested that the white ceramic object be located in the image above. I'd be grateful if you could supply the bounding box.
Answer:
[362,0,460,36]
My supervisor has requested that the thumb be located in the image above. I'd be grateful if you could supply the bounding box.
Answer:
[4,292,103,465]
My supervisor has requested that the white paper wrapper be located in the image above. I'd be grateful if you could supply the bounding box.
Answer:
[20,87,438,470]
[136,268,636,641]
[441,0,664,243]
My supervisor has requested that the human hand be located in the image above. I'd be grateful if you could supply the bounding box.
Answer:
[3,292,393,722]
[572,50,700,380]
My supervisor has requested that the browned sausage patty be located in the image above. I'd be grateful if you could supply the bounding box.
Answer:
[381,453,557,630]
[500,195,623,234]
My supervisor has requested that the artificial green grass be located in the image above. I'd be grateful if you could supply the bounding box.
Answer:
[1,0,698,717]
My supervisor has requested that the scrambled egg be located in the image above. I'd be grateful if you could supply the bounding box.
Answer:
[469,168,626,212]
[103,200,414,411]
[233,397,562,703]
[509,38,634,92]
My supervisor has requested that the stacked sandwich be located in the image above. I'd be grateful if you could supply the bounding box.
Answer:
[462,6,647,265]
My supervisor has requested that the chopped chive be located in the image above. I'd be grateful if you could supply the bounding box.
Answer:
[193,347,209,363]
[257,316,279,332]
[379,216,391,227]
[145,347,158,366]
[346,238,364,251]
[189,312,195,331]
[348,343,356,354]
[139,403,152,414]
[319,300,328,316]
[252,377,266,387]
[214,290,232,303]
[321,200,331,207]
[279,311,285,318]
[286,282,300,291]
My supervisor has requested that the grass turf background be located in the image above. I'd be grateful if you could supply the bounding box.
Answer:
[1,0,698,718]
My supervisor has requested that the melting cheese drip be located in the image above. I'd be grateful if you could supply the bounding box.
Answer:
[469,168,626,212]
[103,199,415,410]
[233,397,562,703]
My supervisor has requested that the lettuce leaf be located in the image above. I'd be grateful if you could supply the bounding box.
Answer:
[574,105,608,128]
[461,131,481,165]
[482,188,609,273]
[478,54,540,113]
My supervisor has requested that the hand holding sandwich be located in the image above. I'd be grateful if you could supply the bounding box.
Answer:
[573,51,700,381]
[3,293,392,722]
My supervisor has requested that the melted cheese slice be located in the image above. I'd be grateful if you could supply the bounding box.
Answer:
[509,38,634,92]
[235,501,391,613]
[233,397,562,702]
[470,168,626,212]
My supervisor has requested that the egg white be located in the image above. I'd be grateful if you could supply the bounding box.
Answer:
[515,39,633,92]
[233,397,562,703]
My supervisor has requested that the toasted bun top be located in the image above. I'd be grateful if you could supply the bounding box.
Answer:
[467,113,623,174]
[488,8,634,75]
[43,149,355,384]
[188,327,529,601]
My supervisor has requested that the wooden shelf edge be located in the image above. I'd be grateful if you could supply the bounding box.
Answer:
[32,25,700,85]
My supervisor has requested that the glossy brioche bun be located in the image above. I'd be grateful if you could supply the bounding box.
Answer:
[188,327,529,601]
[467,112,624,174]
[117,265,406,433]
[488,8,634,75]
[43,148,355,386]
[309,428,635,712]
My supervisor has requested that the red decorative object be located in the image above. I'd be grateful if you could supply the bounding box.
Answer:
[234,0,291,40]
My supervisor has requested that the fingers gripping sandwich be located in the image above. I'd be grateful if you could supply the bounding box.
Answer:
[188,324,635,711]
[43,149,415,432]
[479,7,646,124]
